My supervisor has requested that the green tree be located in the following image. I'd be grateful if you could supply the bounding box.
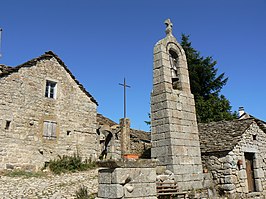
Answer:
[181,34,237,122]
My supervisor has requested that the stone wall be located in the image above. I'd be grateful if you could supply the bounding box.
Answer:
[202,122,266,197]
[0,56,98,170]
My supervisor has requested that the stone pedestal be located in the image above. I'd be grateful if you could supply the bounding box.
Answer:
[96,159,158,199]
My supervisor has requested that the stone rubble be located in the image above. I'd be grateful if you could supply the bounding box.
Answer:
[0,169,98,199]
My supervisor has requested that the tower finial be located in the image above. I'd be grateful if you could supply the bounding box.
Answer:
[164,19,173,36]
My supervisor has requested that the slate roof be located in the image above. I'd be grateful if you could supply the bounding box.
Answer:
[198,118,266,153]
[0,51,98,105]
[97,114,117,126]
[0,64,13,74]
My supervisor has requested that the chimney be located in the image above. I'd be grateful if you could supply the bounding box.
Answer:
[238,107,245,117]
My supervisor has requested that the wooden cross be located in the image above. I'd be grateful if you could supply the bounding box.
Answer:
[119,78,131,119]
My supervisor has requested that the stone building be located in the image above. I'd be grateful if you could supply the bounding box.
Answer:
[199,116,266,197]
[151,19,203,190]
[0,51,98,170]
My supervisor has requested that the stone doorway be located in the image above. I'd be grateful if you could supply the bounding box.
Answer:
[245,152,256,192]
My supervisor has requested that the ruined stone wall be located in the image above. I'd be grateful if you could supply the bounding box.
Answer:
[130,141,151,158]
[202,122,266,197]
[0,57,98,170]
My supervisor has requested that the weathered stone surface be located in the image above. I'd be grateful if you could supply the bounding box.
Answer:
[98,184,123,198]
[156,165,166,175]
[120,118,131,156]
[111,168,132,184]
[98,168,113,184]
[255,179,263,192]
[202,173,213,188]
[98,166,157,199]
[222,184,235,191]
[254,168,264,178]
[110,167,156,184]
[97,159,158,169]
[124,183,156,198]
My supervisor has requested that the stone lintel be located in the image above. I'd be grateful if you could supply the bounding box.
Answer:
[97,159,159,169]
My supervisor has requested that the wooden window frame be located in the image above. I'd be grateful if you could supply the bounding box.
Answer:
[45,80,57,99]
[43,121,57,139]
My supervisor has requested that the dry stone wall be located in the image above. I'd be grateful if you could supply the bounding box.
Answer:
[0,57,98,170]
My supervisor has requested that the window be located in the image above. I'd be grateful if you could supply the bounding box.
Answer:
[5,120,11,130]
[252,135,257,141]
[67,130,71,136]
[45,80,57,99]
[43,121,57,139]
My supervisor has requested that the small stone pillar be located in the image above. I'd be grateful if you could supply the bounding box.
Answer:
[120,118,131,157]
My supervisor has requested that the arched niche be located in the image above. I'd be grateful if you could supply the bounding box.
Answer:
[169,49,181,90]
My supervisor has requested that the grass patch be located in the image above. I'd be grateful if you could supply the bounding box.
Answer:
[4,170,46,178]
[47,154,97,174]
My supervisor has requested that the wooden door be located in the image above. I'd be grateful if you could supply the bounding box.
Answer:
[245,153,256,192]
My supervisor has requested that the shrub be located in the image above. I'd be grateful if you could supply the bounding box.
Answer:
[47,154,96,174]
[75,185,96,199]
[75,185,89,199]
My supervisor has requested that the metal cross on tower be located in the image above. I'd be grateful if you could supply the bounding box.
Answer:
[119,78,131,119]
[0,28,2,58]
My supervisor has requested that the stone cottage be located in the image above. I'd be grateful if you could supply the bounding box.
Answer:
[199,116,266,197]
[0,51,98,170]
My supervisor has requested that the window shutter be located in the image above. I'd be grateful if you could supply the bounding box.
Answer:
[47,122,52,138]
[43,121,48,137]
[51,122,56,138]
[43,121,57,139]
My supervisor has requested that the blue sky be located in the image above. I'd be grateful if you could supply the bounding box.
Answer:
[0,0,265,131]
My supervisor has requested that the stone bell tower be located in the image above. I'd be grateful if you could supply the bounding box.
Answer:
[151,19,203,190]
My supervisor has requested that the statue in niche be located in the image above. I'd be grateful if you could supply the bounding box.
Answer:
[169,50,179,89]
